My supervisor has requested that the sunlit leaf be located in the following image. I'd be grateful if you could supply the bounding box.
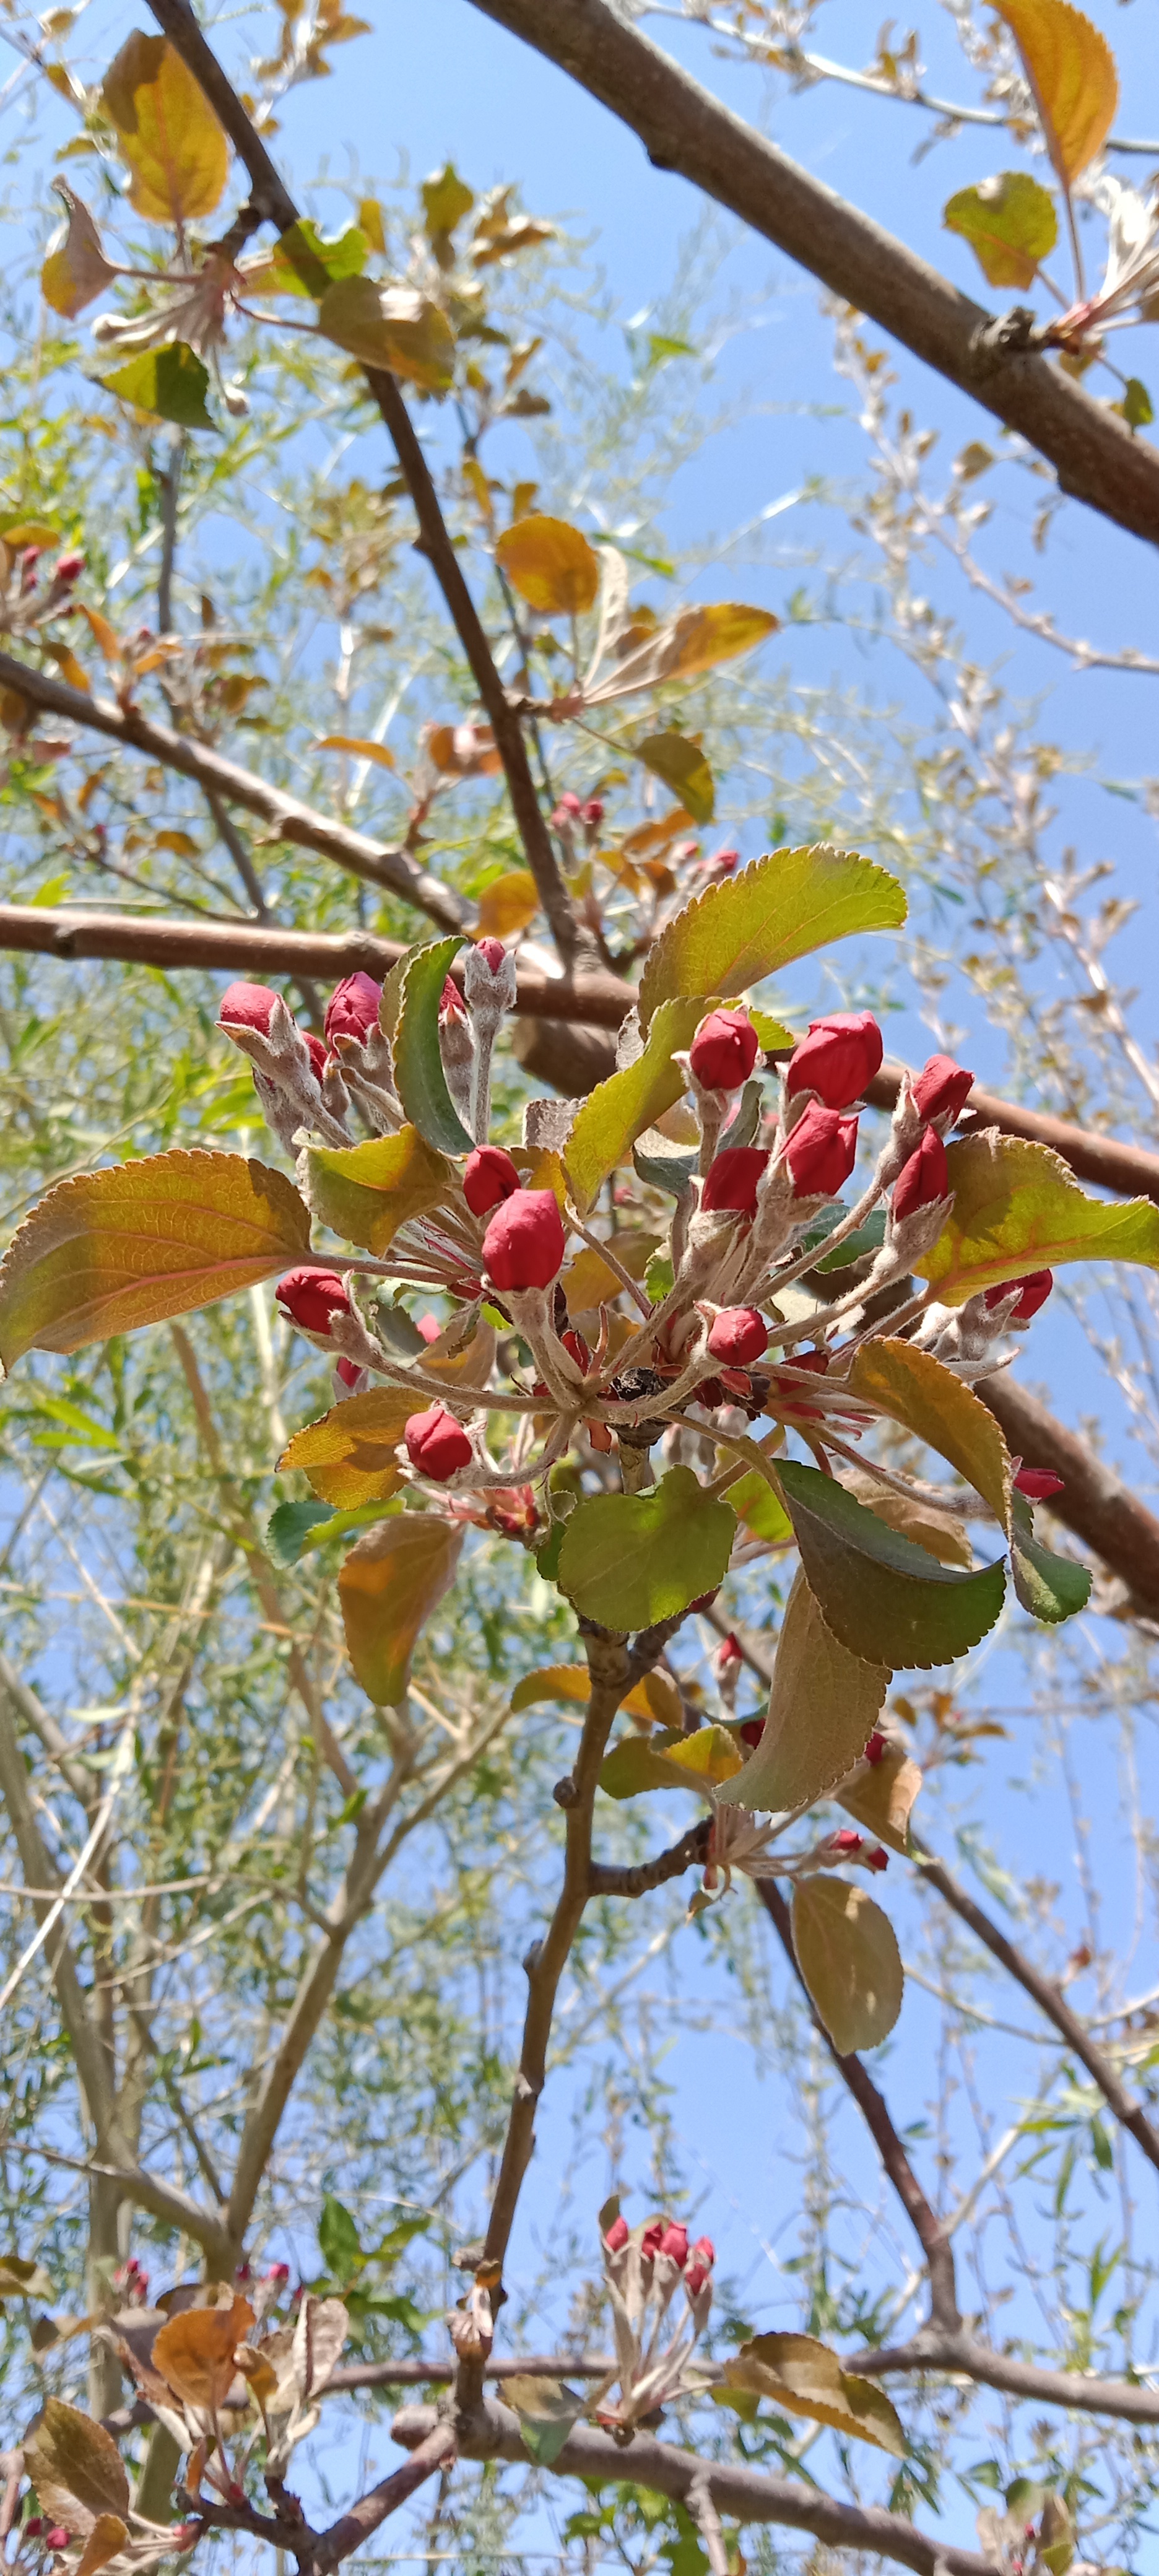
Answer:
[638,845,907,1025]
[494,513,600,616]
[315,733,395,768]
[917,1135,1159,1305]
[318,281,455,391]
[510,1664,665,1723]
[41,183,118,317]
[74,2516,128,2576]
[564,998,710,1212]
[849,1336,1011,1525]
[944,172,1057,288]
[392,937,475,1155]
[0,1152,310,1370]
[995,0,1118,186]
[98,342,216,432]
[279,1390,415,1505]
[557,1465,736,1631]
[635,731,714,824]
[303,1126,456,1258]
[101,32,228,224]
[792,1876,904,2054]
[838,1741,923,1853]
[1009,1490,1092,1624]
[584,602,778,705]
[727,1467,794,1547]
[339,1512,463,1703]
[717,1572,888,1815]
[153,2295,255,2411]
[422,162,474,240]
[24,2398,130,2534]
[776,1461,1006,1670]
[476,868,539,938]
[244,219,367,300]
[600,1721,743,1799]
[721,2331,905,2454]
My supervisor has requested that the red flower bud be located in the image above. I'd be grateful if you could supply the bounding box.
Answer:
[464,1144,521,1215]
[706,1307,768,1366]
[482,1188,566,1291]
[336,1357,362,1388]
[864,1729,887,1765]
[440,975,465,1018]
[692,2235,714,2267]
[640,2220,665,2261]
[659,2222,688,2266]
[701,1147,768,1216]
[303,1030,328,1081]
[324,970,381,1048]
[53,550,84,584]
[416,1313,442,1344]
[830,1827,863,1855]
[685,2262,710,2295]
[1014,1466,1065,1500]
[689,1590,719,1612]
[892,1127,948,1221]
[984,1268,1053,1322]
[561,1329,591,1372]
[913,1052,974,1126]
[405,1404,473,1481]
[716,1631,744,1667]
[265,2261,291,2281]
[219,979,279,1035]
[739,1717,764,1747]
[474,936,507,973]
[604,2214,630,2253]
[866,1845,889,1873]
[276,1267,351,1337]
[20,546,40,593]
[697,843,739,879]
[783,1102,859,1198]
[581,798,604,827]
[46,2533,70,2554]
[786,1011,883,1109]
[690,1006,760,1094]
[550,793,583,827]
[25,2518,43,2538]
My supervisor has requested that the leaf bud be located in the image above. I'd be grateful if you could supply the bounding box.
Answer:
[984,1268,1053,1323]
[659,2221,688,2266]
[276,1267,352,1338]
[405,1404,473,1480]
[913,1051,974,1129]
[701,1146,768,1216]
[1014,1465,1065,1499]
[786,1010,883,1108]
[324,971,382,1049]
[690,1005,760,1094]
[891,1127,948,1221]
[783,1102,858,1198]
[604,2214,630,2253]
[706,1307,768,1365]
[482,1187,566,1290]
[219,980,279,1036]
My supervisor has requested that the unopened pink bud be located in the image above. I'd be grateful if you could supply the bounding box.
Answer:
[1014,1466,1065,1499]
[324,970,381,1048]
[984,1268,1053,1322]
[219,979,279,1035]
[550,792,583,827]
[53,550,84,584]
[640,2220,665,2261]
[474,936,507,973]
[866,1845,889,1872]
[581,798,604,827]
[738,1716,763,1747]
[892,1127,948,1221]
[783,1102,858,1198]
[20,546,40,593]
[276,1266,351,1338]
[464,1144,520,1216]
[46,2532,70,2554]
[692,2235,714,2267]
[864,1730,887,1765]
[482,1188,566,1292]
[405,1404,473,1481]
[786,1011,882,1110]
[706,1307,768,1365]
[604,2214,629,2253]
[830,1827,862,1855]
[265,2260,290,2282]
[659,2222,688,2266]
[336,1357,362,1389]
[690,1006,759,1094]
[701,1147,768,1216]
[913,1052,973,1127]
[440,975,465,1017]
[25,2518,43,2538]
[303,1030,328,1081]
[415,1313,442,1344]
[716,1632,744,1668]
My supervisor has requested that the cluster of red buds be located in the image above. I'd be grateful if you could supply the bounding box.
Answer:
[0,540,84,648]
[23,2525,71,2557]
[113,2252,150,2305]
[595,2206,716,2432]
[550,789,604,839]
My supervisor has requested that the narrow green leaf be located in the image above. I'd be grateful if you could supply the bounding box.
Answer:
[776,1461,1007,1670]
[557,1464,736,1631]
[98,341,215,431]
[638,845,906,1025]
[565,998,708,1213]
[1009,1492,1092,1624]
[392,937,475,1155]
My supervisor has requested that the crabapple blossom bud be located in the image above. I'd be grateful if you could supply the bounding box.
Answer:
[783,1102,859,1198]
[913,1052,974,1129]
[416,1313,442,1344]
[864,1730,887,1765]
[1014,1466,1065,1500]
[54,552,84,585]
[265,2261,290,2282]
[219,980,279,1035]
[866,1845,889,1872]
[276,1268,351,1337]
[830,1828,863,1855]
[697,843,739,879]
[303,1030,328,1081]
[685,2235,715,2295]
[659,2222,688,2266]
[604,2214,630,2253]
[405,1404,473,1481]
[440,975,466,1017]
[561,1329,591,1372]
[786,1011,883,1108]
[640,2219,665,2261]
[324,971,381,1048]
[984,1268,1053,1323]
[25,2520,43,2538]
[707,1307,768,1365]
[582,797,604,827]
[464,1144,520,1214]
[20,546,40,593]
[336,1357,363,1389]
[550,792,582,828]
[474,937,506,973]
[892,1128,948,1222]
[46,2533,70,2554]
[714,1632,744,1671]
[482,1188,566,1291]
[701,1147,768,1216]
[690,1006,760,1093]
[738,1717,764,1747]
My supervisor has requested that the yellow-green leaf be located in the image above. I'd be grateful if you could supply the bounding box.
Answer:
[916,1135,1159,1306]
[564,997,710,1212]
[776,1460,1005,1670]
[838,1743,923,1853]
[392,938,474,1155]
[318,281,456,391]
[727,1467,794,1547]
[279,1390,414,1505]
[849,1336,1011,1525]
[792,1876,904,2054]
[996,0,1118,186]
[557,1465,736,1631]
[584,603,778,706]
[944,172,1057,288]
[510,1664,665,1724]
[339,1512,463,1704]
[101,32,228,224]
[477,868,539,938]
[716,1571,888,1816]
[0,1152,310,1370]
[41,183,118,317]
[494,514,600,616]
[638,845,907,1026]
[721,2333,905,2456]
[0,2253,52,2299]
[243,219,367,300]
[304,1126,456,1257]
[24,2397,130,2535]
[601,1721,744,1800]
[99,341,216,432]
[422,162,474,242]
[635,731,714,825]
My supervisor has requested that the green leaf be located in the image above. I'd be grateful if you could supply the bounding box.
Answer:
[727,1469,794,1546]
[1120,376,1154,431]
[645,1250,675,1300]
[0,1151,310,1370]
[638,845,906,1026]
[246,219,367,299]
[849,1336,1011,1525]
[600,1722,744,1800]
[775,1461,1007,1669]
[304,1126,457,1257]
[1009,1491,1092,1624]
[635,731,714,824]
[319,2195,363,2280]
[721,2331,905,2456]
[98,342,215,431]
[557,1464,737,1631]
[748,1007,797,1054]
[422,162,475,240]
[916,1135,1159,1305]
[944,172,1057,288]
[504,2377,585,2468]
[318,281,456,391]
[391,936,475,1155]
[792,1875,904,2054]
[268,1498,335,1562]
[717,1570,888,1814]
[339,1512,463,1704]
[633,1142,697,1198]
[565,998,709,1212]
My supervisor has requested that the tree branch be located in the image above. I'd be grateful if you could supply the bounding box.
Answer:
[589,1815,710,1897]
[853,2330,1159,2424]
[755,1879,961,2331]
[391,2399,992,2576]
[462,0,1159,552]
[313,2423,457,2572]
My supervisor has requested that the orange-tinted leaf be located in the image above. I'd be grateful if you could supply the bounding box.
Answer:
[279,1388,413,1506]
[339,1512,463,1703]
[476,868,538,938]
[41,182,119,316]
[494,514,599,616]
[101,32,228,224]
[996,0,1118,185]
[315,734,396,768]
[74,2517,128,2576]
[152,2294,255,2413]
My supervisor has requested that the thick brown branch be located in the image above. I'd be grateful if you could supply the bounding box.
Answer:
[913,1837,1159,2175]
[391,2400,991,2576]
[314,2423,456,2572]
[462,0,1159,550]
[854,2331,1159,2424]
[755,1879,960,2330]
[589,1816,710,1897]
